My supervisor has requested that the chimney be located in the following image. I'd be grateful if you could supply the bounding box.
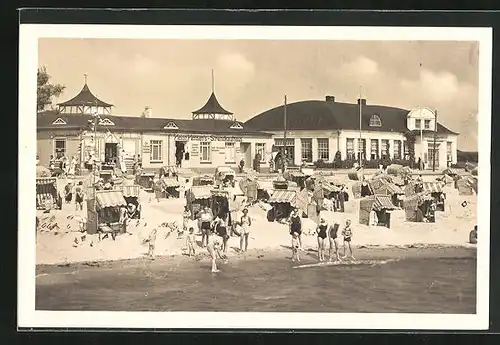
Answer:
[325,95,335,102]
[142,106,152,118]
[357,98,366,106]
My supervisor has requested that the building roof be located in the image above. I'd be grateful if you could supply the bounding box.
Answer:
[37,111,271,137]
[245,99,458,135]
[57,83,113,107]
[192,92,233,115]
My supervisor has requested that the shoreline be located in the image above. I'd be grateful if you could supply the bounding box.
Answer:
[36,243,476,274]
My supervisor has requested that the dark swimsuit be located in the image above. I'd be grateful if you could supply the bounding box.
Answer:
[329,223,339,239]
[344,228,352,242]
[290,215,302,235]
[317,224,328,239]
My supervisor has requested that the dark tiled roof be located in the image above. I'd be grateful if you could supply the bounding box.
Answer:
[192,92,233,115]
[245,100,458,135]
[37,111,271,137]
[57,83,113,107]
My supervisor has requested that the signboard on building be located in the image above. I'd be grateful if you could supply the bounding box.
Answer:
[174,134,242,142]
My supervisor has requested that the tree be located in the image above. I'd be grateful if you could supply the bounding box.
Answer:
[37,66,65,111]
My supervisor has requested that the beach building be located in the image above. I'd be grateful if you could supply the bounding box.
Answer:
[245,96,459,169]
[36,79,273,172]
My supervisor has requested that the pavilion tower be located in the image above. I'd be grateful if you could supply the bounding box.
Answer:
[57,74,113,115]
[192,70,234,121]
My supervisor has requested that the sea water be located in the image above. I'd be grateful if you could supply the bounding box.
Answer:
[36,254,476,313]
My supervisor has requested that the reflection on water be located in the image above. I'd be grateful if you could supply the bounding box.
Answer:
[36,256,476,313]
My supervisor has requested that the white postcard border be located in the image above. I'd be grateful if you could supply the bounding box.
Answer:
[18,24,492,330]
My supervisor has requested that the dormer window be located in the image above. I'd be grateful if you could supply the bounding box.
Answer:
[52,118,67,125]
[99,118,115,126]
[415,119,421,129]
[230,122,243,130]
[164,121,179,130]
[424,119,431,129]
[369,114,382,127]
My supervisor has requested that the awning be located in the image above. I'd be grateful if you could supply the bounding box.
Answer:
[189,186,212,200]
[268,190,297,204]
[161,177,180,188]
[36,177,57,185]
[373,195,397,211]
[119,185,140,197]
[443,168,460,176]
[422,182,443,193]
[322,183,341,193]
[385,183,404,195]
[290,171,306,178]
[96,190,127,209]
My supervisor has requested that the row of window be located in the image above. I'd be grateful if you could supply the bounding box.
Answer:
[346,138,404,160]
[415,119,432,130]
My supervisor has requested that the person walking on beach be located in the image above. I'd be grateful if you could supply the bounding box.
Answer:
[74,181,85,212]
[341,219,355,260]
[328,221,342,262]
[147,228,157,257]
[291,232,300,262]
[240,208,252,252]
[199,206,213,247]
[182,206,191,232]
[186,227,196,257]
[316,218,328,262]
[289,208,303,250]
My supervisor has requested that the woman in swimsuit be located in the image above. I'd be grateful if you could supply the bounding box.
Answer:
[316,218,329,261]
[328,221,342,262]
[342,219,355,260]
[213,213,229,253]
[289,208,303,250]
[207,235,225,272]
[240,208,252,252]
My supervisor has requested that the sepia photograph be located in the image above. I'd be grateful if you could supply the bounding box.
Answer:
[18,24,491,330]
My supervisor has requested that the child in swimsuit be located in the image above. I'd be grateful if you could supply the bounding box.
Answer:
[240,208,252,252]
[207,236,224,272]
[316,218,328,262]
[291,232,300,262]
[342,219,355,260]
[186,227,196,257]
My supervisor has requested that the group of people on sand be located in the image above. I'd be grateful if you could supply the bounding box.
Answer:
[63,180,86,212]
[50,155,79,177]
[287,208,355,263]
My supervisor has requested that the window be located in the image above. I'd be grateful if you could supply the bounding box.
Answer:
[150,140,163,162]
[346,138,355,160]
[370,139,379,160]
[424,119,431,130]
[356,138,366,160]
[99,118,115,126]
[447,141,453,162]
[403,140,409,158]
[229,122,243,130]
[52,118,67,125]
[54,139,66,159]
[369,114,382,127]
[274,139,294,162]
[301,138,313,163]
[317,138,329,161]
[381,139,390,159]
[394,140,402,160]
[200,141,211,162]
[415,119,421,129]
[164,121,178,130]
[255,143,266,162]
[225,142,236,163]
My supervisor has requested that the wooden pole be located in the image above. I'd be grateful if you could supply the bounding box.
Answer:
[359,87,363,167]
[433,109,438,172]
[283,95,288,172]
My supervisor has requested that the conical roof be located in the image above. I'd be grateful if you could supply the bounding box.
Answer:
[57,83,113,107]
[192,92,233,115]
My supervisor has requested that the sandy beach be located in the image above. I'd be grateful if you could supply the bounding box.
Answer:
[36,173,477,267]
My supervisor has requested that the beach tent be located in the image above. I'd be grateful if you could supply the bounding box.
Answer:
[436,174,454,186]
[403,192,435,223]
[118,184,142,218]
[186,186,213,219]
[192,174,215,187]
[442,168,460,178]
[86,189,128,235]
[348,168,364,181]
[359,195,396,228]
[465,162,477,173]
[456,177,475,195]
[267,189,297,222]
[36,177,62,210]
[239,176,258,202]
[369,178,404,207]
[159,176,181,198]
[387,164,412,177]
[284,169,308,190]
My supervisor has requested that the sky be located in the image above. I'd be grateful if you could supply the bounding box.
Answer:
[38,39,479,151]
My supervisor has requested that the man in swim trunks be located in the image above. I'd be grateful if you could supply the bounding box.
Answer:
[289,208,303,250]
[316,218,328,262]
[198,206,213,248]
[328,221,342,262]
[341,219,355,260]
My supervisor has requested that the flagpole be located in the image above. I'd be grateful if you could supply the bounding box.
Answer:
[433,109,438,172]
[359,86,362,168]
[283,95,288,172]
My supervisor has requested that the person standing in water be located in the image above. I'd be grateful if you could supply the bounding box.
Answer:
[240,208,252,252]
[212,213,229,253]
[199,207,212,247]
[316,218,328,262]
[291,232,300,262]
[328,221,342,262]
[341,219,355,260]
[289,208,303,250]
[186,227,196,257]
[207,235,225,273]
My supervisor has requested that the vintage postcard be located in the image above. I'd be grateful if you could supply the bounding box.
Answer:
[18,24,491,330]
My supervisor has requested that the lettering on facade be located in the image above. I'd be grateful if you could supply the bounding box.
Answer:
[174,135,242,142]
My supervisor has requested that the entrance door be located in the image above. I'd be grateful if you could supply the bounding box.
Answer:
[175,141,186,167]
[105,143,118,163]
[240,143,251,167]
